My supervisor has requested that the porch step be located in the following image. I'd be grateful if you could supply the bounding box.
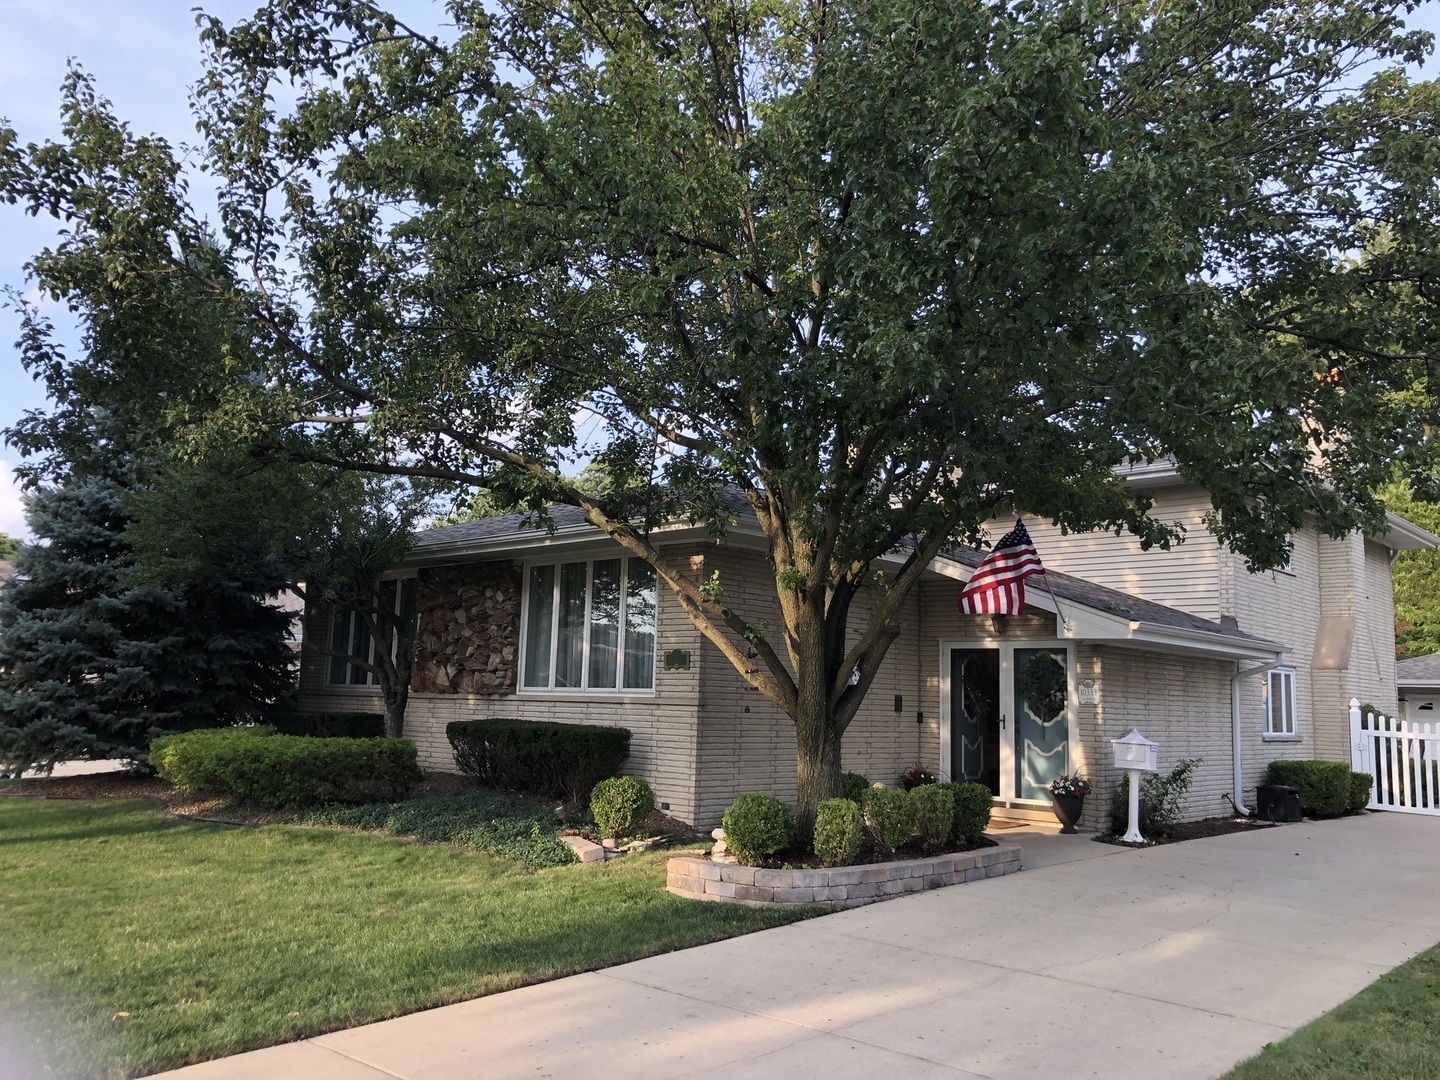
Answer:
[988,805,1060,826]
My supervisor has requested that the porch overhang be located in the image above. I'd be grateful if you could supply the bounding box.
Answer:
[922,556,1286,664]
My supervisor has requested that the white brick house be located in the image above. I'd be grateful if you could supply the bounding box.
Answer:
[298,470,1434,830]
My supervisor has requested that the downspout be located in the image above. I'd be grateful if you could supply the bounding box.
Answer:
[1231,657,1285,815]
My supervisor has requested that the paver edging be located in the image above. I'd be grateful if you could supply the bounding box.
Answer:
[665,841,1021,907]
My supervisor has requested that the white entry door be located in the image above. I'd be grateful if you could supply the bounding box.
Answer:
[943,641,1074,804]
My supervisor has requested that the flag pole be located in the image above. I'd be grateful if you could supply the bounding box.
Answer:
[1039,572,1073,636]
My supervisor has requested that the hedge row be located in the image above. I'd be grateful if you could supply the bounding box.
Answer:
[1265,759,1372,818]
[151,727,422,808]
[447,719,630,806]
[268,712,385,739]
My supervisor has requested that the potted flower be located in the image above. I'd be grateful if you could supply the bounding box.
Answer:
[1048,774,1092,834]
[900,765,938,791]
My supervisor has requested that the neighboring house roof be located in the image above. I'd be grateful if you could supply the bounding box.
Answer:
[1396,653,1440,689]
[407,504,1286,663]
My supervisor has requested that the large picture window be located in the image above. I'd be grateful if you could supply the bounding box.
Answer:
[326,578,419,686]
[1265,668,1297,737]
[522,557,657,691]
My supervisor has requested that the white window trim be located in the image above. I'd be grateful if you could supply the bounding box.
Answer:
[517,555,658,697]
[1263,667,1299,739]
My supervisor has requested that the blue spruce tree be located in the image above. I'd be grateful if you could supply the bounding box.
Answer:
[0,471,294,775]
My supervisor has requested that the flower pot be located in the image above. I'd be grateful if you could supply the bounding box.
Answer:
[1051,793,1085,834]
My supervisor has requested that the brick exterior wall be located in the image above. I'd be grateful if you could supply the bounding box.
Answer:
[300,542,706,823]
[296,501,1405,830]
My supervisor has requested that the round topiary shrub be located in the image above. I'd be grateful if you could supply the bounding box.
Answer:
[841,771,871,804]
[863,786,920,856]
[590,775,655,839]
[722,793,795,864]
[812,798,864,867]
[912,783,955,849]
[949,781,994,846]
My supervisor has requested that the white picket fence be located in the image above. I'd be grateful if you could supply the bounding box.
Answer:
[1350,698,1440,816]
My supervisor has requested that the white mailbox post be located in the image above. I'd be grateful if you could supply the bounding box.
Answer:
[1111,730,1159,844]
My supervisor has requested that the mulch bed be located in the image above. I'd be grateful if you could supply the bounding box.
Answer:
[1094,814,1279,846]
[0,770,235,817]
[738,835,997,871]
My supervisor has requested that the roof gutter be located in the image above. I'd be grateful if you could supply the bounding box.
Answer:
[1231,658,1286,816]
[1124,620,1286,663]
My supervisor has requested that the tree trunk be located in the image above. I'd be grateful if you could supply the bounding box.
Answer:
[794,700,843,841]
[382,679,408,740]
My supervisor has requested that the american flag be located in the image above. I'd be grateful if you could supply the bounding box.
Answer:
[958,519,1046,616]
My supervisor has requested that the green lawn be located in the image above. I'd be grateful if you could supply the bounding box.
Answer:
[1224,943,1440,1079]
[0,798,811,1078]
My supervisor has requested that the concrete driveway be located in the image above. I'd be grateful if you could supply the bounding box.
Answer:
[160,813,1440,1080]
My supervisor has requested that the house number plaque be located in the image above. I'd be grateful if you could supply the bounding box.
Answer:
[663,649,691,671]
[1078,679,1100,705]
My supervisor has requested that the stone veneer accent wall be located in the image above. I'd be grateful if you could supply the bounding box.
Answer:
[411,561,523,695]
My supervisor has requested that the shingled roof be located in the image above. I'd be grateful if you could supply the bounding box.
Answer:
[407,504,1283,658]
[936,548,1282,652]
[1397,653,1440,686]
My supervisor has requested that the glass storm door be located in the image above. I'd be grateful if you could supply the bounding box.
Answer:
[1012,647,1070,801]
[950,648,1002,796]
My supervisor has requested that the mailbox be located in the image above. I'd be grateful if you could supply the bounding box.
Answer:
[1111,730,1158,772]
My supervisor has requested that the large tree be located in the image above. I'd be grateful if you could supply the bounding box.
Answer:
[6,0,1440,827]
[1380,478,1440,659]
[0,467,295,775]
[122,455,428,738]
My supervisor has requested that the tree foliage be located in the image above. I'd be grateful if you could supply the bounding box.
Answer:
[1381,479,1440,659]
[0,471,295,775]
[5,0,1440,823]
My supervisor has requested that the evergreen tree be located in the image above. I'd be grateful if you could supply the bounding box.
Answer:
[0,471,295,775]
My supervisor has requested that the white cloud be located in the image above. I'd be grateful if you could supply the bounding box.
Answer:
[0,462,31,541]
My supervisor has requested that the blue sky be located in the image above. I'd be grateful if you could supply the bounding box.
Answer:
[2,1,1440,541]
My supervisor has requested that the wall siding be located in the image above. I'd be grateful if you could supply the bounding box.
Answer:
[988,488,1225,619]
[1230,526,1321,772]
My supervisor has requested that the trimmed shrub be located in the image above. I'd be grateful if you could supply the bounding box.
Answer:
[1348,771,1374,814]
[1265,759,1353,819]
[590,776,655,839]
[269,712,385,739]
[1108,757,1201,839]
[150,726,269,792]
[863,787,919,856]
[945,782,994,847]
[722,793,795,864]
[841,771,871,804]
[812,798,864,867]
[151,727,422,808]
[912,783,955,849]
[446,719,630,805]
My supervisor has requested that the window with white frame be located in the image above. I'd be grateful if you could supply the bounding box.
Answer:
[1265,668,1297,736]
[327,578,419,686]
[521,557,657,691]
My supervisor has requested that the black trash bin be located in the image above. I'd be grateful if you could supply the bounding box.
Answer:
[1255,784,1303,822]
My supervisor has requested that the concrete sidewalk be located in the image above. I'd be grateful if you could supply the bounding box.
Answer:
[160,814,1440,1080]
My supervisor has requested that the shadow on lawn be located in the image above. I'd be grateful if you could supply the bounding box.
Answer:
[0,811,190,848]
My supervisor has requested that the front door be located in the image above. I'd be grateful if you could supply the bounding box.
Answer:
[945,643,1073,804]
